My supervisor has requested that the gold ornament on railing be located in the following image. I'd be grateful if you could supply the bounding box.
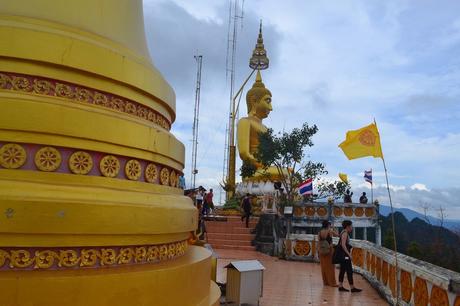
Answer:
[144,163,158,183]
[160,168,170,185]
[100,155,120,178]
[0,241,187,270]
[400,270,412,303]
[414,277,428,305]
[35,146,61,171]
[69,151,93,175]
[0,143,27,169]
[125,159,142,180]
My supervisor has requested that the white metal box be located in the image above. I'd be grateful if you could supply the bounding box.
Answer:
[225,260,265,306]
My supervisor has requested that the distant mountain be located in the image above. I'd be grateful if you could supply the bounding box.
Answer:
[379,205,460,230]
[379,212,460,272]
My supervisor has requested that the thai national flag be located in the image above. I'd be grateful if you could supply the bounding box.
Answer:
[298,178,313,195]
[364,170,372,184]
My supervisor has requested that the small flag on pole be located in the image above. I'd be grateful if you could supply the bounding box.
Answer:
[298,178,313,195]
[364,170,373,184]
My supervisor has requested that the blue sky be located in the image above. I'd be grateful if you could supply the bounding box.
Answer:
[143,0,460,218]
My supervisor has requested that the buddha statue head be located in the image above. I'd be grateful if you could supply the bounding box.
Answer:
[246,70,272,119]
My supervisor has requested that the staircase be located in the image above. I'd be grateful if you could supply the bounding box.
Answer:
[205,216,258,251]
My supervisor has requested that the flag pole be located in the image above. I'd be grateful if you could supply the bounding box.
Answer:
[376,119,400,304]
[370,168,373,205]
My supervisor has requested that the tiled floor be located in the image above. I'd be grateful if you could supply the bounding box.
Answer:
[215,249,388,306]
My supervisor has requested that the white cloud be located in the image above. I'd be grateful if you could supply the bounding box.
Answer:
[411,183,430,192]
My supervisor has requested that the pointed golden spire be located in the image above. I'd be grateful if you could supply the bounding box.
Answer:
[249,20,269,70]
[256,69,262,82]
[252,70,265,88]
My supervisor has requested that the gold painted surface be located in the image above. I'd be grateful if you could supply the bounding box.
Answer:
[344,207,353,217]
[389,265,397,297]
[382,261,389,285]
[430,285,449,306]
[0,143,26,169]
[0,0,218,304]
[294,241,311,256]
[34,146,61,172]
[0,72,171,129]
[334,207,343,216]
[69,151,93,175]
[401,270,412,303]
[354,207,364,217]
[0,240,187,270]
[454,296,460,306]
[317,206,327,216]
[414,277,429,306]
[0,246,220,306]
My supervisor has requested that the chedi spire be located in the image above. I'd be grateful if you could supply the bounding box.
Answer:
[249,20,269,70]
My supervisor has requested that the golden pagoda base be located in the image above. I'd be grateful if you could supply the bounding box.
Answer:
[0,1,220,305]
[0,246,220,306]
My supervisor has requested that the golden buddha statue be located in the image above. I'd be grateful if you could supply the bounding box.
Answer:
[237,71,281,180]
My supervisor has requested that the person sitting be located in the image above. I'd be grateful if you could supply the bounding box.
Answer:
[343,189,353,203]
[359,192,368,204]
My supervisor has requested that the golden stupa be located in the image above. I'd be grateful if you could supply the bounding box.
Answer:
[0,0,219,305]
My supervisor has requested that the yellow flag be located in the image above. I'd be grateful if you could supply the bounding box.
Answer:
[339,123,383,160]
[339,173,348,183]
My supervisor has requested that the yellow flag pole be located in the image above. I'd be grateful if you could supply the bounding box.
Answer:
[376,119,400,304]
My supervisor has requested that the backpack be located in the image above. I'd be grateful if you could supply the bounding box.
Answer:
[318,239,331,255]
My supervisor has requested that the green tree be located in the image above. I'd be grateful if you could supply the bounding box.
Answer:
[241,123,347,206]
[406,241,422,259]
[383,229,395,250]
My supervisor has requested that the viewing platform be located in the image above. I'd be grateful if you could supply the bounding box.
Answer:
[206,208,460,305]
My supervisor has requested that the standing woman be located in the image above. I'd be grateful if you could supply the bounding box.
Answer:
[336,220,362,292]
[318,220,339,287]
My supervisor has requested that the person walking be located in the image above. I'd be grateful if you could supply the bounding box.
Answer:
[196,186,204,213]
[334,220,362,293]
[240,193,252,228]
[204,188,214,215]
[178,174,186,190]
[318,220,339,287]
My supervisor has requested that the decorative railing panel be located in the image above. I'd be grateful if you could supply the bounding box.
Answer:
[283,234,460,305]
[292,202,379,228]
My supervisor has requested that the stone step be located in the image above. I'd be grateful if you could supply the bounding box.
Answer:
[224,216,259,223]
[209,244,256,251]
[205,225,256,234]
[205,220,258,227]
[207,233,254,241]
[207,239,253,247]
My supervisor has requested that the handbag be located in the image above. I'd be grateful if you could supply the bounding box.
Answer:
[332,232,345,264]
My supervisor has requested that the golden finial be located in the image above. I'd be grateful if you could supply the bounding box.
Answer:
[249,20,269,70]
[254,70,263,87]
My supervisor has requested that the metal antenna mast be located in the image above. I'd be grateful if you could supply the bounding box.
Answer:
[221,0,244,203]
[190,55,203,190]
